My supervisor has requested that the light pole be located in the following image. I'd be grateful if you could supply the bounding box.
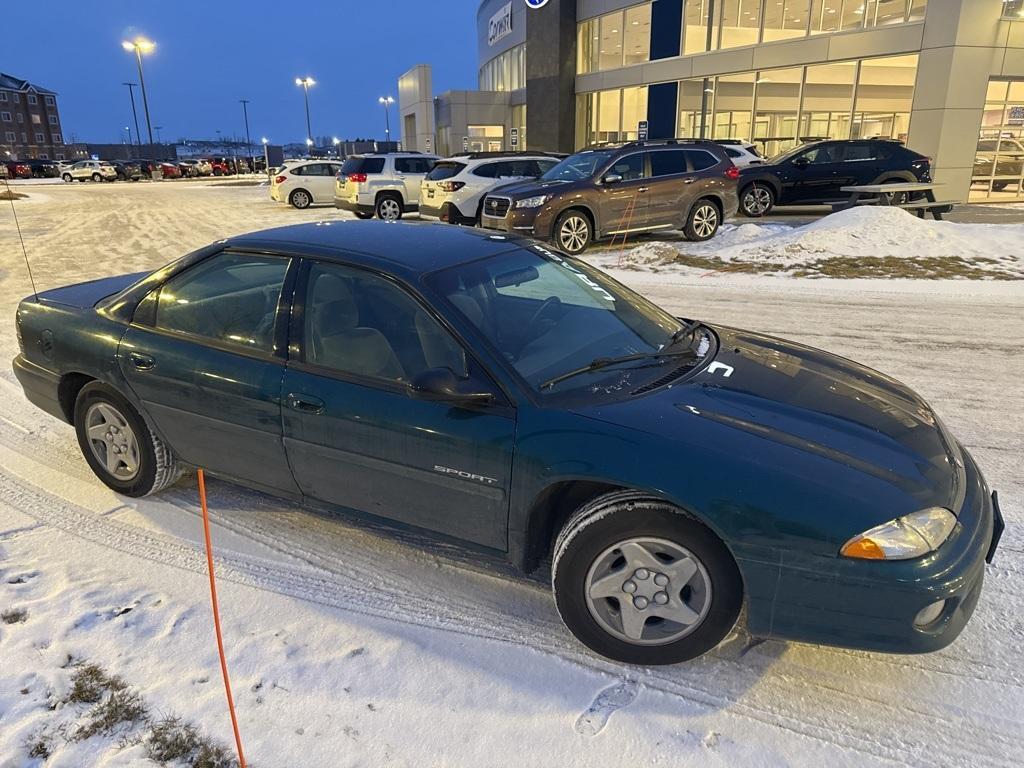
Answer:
[239,99,253,173]
[332,136,340,158]
[122,38,156,146]
[378,96,394,143]
[122,82,141,147]
[295,77,315,148]
[154,125,163,144]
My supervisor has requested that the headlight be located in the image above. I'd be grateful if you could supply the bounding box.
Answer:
[840,507,957,560]
[515,195,551,209]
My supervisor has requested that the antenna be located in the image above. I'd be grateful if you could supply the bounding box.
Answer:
[2,172,38,301]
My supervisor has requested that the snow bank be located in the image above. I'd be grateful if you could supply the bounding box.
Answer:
[620,207,1024,275]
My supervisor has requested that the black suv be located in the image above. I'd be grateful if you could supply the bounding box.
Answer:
[737,139,931,216]
[480,139,740,254]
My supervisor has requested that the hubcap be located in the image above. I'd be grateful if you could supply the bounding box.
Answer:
[559,216,589,252]
[584,537,712,646]
[85,402,140,481]
[294,192,309,207]
[744,186,771,215]
[379,199,401,220]
[692,205,718,238]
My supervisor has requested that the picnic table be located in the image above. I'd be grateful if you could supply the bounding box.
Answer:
[833,182,955,220]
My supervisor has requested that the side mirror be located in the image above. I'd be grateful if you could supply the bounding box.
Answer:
[603,173,623,184]
[792,156,810,169]
[410,368,493,404]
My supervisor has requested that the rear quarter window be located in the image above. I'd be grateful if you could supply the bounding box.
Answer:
[427,162,466,181]
[684,150,719,171]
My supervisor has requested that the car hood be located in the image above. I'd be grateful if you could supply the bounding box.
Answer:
[37,271,150,309]
[572,326,965,512]
[490,177,582,198]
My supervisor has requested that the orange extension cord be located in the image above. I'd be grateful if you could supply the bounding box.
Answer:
[197,469,248,768]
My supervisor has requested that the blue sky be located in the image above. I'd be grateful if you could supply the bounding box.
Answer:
[3,0,481,145]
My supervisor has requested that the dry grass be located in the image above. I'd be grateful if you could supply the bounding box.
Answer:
[75,688,149,740]
[24,729,53,759]
[147,714,239,767]
[1,607,28,624]
[66,663,126,704]
[0,189,27,201]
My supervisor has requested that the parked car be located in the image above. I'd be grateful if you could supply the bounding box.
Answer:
[0,163,9,179]
[715,140,763,168]
[5,160,33,179]
[270,159,344,208]
[481,139,740,254]
[61,160,117,182]
[157,161,182,179]
[972,137,1024,191]
[420,152,562,225]
[179,159,213,177]
[109,161,143,182]
[333,152,439,220]
[12,221,1003,665]
[204,158,231,176]
[27,159,62,178]
[176,161,199,178]
[737,139,932,216]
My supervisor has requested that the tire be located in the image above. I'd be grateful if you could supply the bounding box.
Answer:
[91,173,102,182]
[62,173,72,182]
[353,211,374,220]
[375,194,403,221]
[684,199,721,241]
[740,183,774,217]
[554,209,593,255]
[878,180,907,205]
[552,491,743,665]
[74,382,183,498]
[289,189,312,209]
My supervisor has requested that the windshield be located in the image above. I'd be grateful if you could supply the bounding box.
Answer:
[540,150,616,182]
[426,245,694,400]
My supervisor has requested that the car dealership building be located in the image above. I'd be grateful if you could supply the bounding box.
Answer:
[398,0,1024,202]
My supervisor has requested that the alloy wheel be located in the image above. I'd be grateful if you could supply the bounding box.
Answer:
[559,215,589,253]
[743,186,772,216]
[378,198,401,220]
[292,190,310,208]
[692,204,719,239]
[584,536,712,646]
[84,402,141,481]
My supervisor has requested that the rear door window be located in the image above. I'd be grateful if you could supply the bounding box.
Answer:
[650,150,688,177]
[841,143,881,162]
[395,157,434,174]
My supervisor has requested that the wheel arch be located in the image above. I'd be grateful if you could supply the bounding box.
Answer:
[288,187,312,206]
[374,188,404,206]
[553,204,598,239]
[58,371,96,423]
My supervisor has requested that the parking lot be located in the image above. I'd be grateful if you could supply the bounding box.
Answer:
[1,180,1022,766]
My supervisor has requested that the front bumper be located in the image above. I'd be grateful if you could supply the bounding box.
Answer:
[743,447,1001,654]
[480,203,555,239]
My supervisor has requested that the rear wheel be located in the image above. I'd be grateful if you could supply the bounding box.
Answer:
[353,211,374,219]
[289,189,312,209]
[553,492,743,665]
[554,209,593,255]
[684,199,721,241]
[375,194,403,221]
[74,382,182,498]
[879,179,907,205]
[91,172,102,182]
[740,183,774,217]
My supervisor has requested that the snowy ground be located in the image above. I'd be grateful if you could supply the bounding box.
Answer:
[0,183,1022,767]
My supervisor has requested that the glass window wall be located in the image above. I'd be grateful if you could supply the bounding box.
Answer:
[753,67,804,156]
[684,0,713,54]
[800,61,856,141]
[852,54,917,141]
[763,0,812,42]
[719,0,762,49]
[575,87,649,147]
[479,44,526,91]
[972,80,1024,200]
[577,4,651,74]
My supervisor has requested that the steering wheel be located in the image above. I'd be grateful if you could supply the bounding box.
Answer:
[517,296,562,357]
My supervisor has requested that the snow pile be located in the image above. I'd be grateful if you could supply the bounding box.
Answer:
[621,207,1024,273]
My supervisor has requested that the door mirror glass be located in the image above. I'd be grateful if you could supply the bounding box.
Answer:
[410,368,493,403]
[603,173,623,184]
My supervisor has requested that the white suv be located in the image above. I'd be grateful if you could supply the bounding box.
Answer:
[271,159,344,209]
[419,153,562,225]
[333,153,439,220]
[61,160,117,182]
[717,140,763,168]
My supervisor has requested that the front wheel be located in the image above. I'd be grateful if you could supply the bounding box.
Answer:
[554,209,593,255]
[740,184,774,217]
[684,200,721,241]
[62,173,73,182]
[74,382,182,497]
[552,492,743,665]
[289,189,312,209]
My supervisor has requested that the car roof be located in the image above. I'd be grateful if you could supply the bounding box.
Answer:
[227,220,526,279]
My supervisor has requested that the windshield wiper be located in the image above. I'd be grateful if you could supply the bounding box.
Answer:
[665,319,709,349]
[539,349,695,391]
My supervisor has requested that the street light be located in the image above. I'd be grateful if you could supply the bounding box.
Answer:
[378,95,395,142]
[332,136,340,158]
[239,99,253,174]
[122,37,156,145]
[295,77,315,148]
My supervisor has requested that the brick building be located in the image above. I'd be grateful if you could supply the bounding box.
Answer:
[0,72,66,160]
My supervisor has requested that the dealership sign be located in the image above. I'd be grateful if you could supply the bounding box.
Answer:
[488,2,513,45]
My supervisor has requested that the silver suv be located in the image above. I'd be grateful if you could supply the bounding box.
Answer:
[333,152,439,220]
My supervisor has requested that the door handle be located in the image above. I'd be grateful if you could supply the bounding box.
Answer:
[683,177,697,184]
[127,352,155,371]
[638,186,649,193]
[287,393,325,414]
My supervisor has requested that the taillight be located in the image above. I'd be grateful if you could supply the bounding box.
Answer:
[274,175,287,184]
[725,166,740,180]
[347,172,368,183]
[438,181,465,192]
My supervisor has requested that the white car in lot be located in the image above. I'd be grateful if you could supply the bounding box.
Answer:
[333,152,439,220]
[61,160,117,183]
[270,159,344,209]
[717,140,764,168]
[419,153,562,225]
